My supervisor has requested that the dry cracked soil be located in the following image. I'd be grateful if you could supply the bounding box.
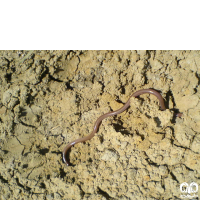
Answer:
[0,50,200,199]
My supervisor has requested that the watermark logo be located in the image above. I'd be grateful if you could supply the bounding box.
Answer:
[180,182,198,199]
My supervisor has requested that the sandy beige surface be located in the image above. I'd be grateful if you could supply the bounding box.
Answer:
[0,50,199,199]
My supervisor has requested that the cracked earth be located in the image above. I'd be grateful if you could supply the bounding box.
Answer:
[0,50,200,199]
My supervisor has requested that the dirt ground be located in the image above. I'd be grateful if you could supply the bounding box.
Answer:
[0,50,199,199]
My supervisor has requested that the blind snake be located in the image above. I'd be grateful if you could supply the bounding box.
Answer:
[62,88,182,166]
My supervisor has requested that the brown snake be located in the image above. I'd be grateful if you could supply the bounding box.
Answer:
[62,89,182,166]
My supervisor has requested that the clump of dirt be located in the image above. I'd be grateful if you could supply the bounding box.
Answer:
[0,50,199,199]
